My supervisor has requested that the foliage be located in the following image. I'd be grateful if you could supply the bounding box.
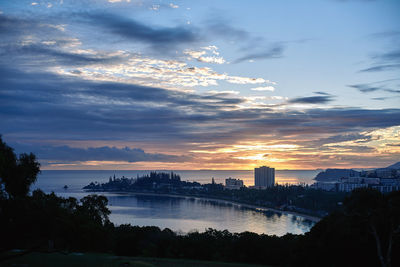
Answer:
[297,188,400,267]
[79,194,111,225]
[4,186,398,266]
[1,138,400,266]
[0,190,113,252]
[0,136,40,198]
[84,172,201,191]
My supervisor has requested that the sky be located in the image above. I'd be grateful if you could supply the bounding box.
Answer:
[0,0,399,170]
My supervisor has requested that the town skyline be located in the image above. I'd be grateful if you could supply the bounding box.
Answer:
[1,0,400,170]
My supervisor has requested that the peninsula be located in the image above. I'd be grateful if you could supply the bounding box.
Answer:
[83,172,346,218]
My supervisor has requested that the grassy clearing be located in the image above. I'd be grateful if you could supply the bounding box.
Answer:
[0,251,270,267]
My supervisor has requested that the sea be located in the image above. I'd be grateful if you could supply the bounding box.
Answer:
[32,170,321,236]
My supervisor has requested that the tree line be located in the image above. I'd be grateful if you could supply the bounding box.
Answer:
[1,136,399,266]
[85,172,347,218]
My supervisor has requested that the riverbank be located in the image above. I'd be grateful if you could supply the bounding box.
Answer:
[86,190,322,223]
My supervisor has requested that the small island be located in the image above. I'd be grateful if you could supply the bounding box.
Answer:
[84,171,204,192]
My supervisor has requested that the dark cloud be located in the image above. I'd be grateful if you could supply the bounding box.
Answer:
[321,145,376,153]
[288,95,334,104]
[0,12,284,66]
[360,64,400,72]
[374,49,400,62]
[0,65,246,143]
[384,89,400,94]
[3,44,123,67]
[313,91,331,95]
[348,79,400,94]
[0,14,38,35]
[11,143,189,163]
[205,19,249,41]
[2,62,400,149]
[0,13,126,71]
[386,143,400,147]
[1,12,400,167]
[360,48,400,73]
[84,13,198,49]
[243,107,400,138]
[311,133,373,146]
[295,133,377,155]
[203,15,286,64]
[359,20,400,73]
[1,12,198,56]
[233,45,284,64]
[0,13,66,43]
[348,84,381,93]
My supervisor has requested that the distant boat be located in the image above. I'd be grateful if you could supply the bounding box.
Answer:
[63,185,68,189]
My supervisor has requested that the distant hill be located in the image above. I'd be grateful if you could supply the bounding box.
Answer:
[386,162,400,169]
[314,169,359,182]
[314,162,400,181]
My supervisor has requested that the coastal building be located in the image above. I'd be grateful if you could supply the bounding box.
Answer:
[254,166,275,188]
[225,178,244,190]
[376,169,396,178]
[311,163,400,193]
[310,182,337,191]
[371,184,400,193]
[338,182,368,192]
[381,178,399,185]
[312,176,400,193]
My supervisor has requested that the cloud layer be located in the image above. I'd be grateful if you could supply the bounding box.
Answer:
[1,6,399,170]
[11,143,188,164]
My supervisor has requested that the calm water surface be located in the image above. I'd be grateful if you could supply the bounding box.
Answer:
[33,170,319,235]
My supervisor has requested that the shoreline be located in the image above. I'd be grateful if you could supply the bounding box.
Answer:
[90,190,322,223]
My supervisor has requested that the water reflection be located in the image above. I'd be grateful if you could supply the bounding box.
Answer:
[46,190,316,235]
[32,170,320,237]
[106,193,315,236]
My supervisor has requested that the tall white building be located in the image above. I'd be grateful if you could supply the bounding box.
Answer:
[254,166,275,188]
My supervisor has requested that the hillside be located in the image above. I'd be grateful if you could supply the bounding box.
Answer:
[314,169,359,182]
[386,162,400,169]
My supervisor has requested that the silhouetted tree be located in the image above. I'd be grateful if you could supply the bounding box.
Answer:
[79,194,111,225]
[343,189,400,267]
[299,188,400,267]
[0,136,40,198]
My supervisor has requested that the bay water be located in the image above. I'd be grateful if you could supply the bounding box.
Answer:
[32,170,320,236]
